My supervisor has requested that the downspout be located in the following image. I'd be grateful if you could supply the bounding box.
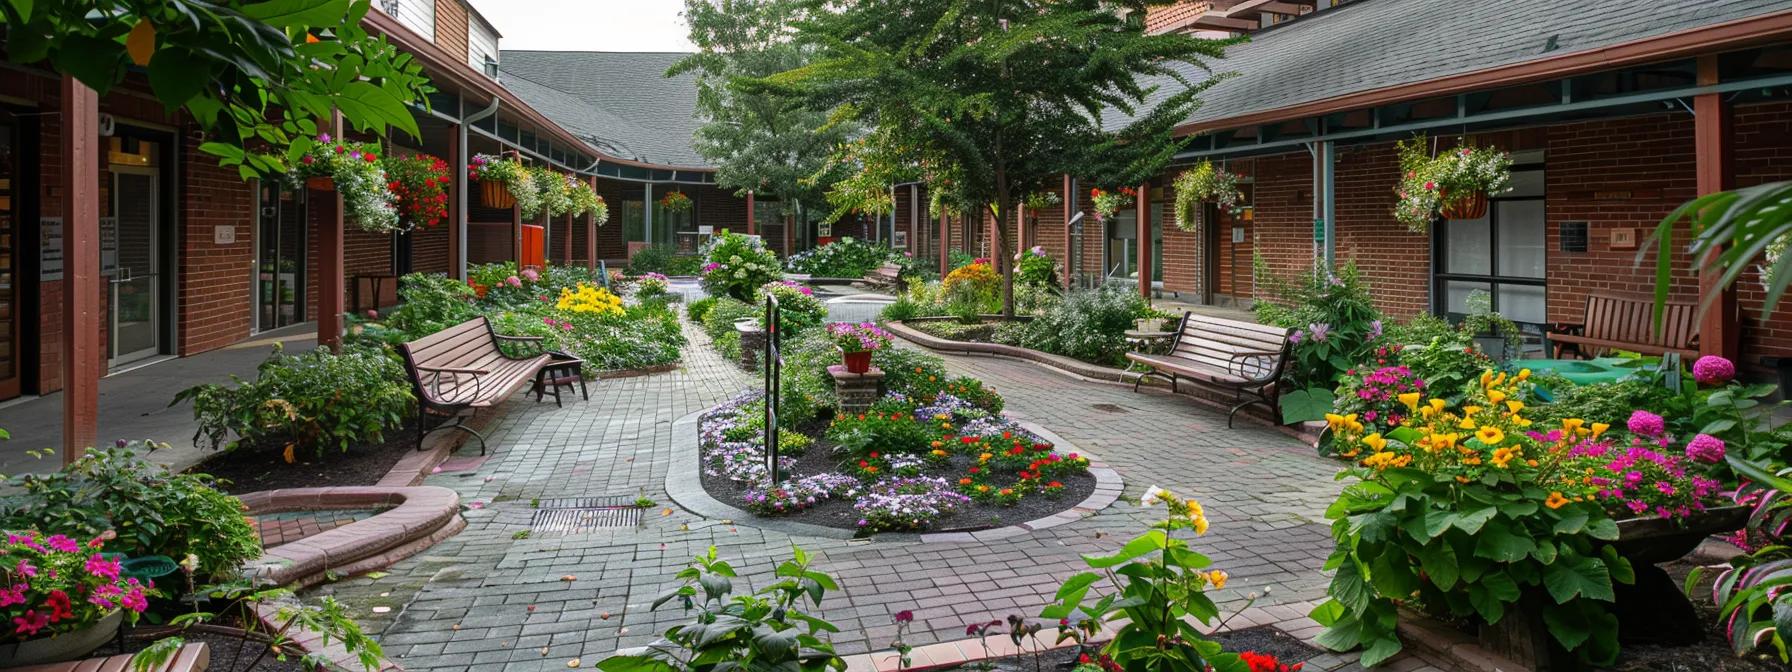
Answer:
[460,96,502,282]
[1322,140,1336,271]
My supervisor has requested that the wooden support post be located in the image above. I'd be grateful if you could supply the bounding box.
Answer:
[1695,55,1740,361]
[564,212,573,265]
[586,176,598,272]
[746,191,756,235]
[1137,182,1153,302]
[783,213,793,257]
[319,111,346,353]
[446,128,462,280]
[511,197,523,267]
[60,75,101,464]
[938,211,949,273]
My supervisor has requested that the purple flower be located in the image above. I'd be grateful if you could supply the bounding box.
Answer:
[1289,329,1304,345]
[1308,323,1331,343]
[1692,356,1736,386]
[1627,410,1666,437]
[318,132,332,143]
[1685,434,1726,464]
[1367,320,1383,340]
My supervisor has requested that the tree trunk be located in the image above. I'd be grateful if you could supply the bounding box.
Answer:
[993,161,1016,318]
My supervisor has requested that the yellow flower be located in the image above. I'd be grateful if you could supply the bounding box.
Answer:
[1361,433,1388,452]
[1185,498,1204,519]
[1192,515,1209,536]
[1463,405,1484,416]
[1425,432,1459,453]
[1397,392,1422,412]
[1475,426,1505,446]
[1490,447,1516,468]
[1458,417,1478,430]
[1325,413,1345,430]
[1545,492,1569,510]
[1206,570,1229,590]
[1505,400,1524,414]
[1480,370,1494,387]
[1516,368,1532,381]
[1562,418,1586,435]
[1590,422,1610,438]
[1486,389,1507,404]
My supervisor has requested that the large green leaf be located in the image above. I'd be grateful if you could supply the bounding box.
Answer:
[333,80,422,139]
[1279,387,1334,424]
[147,48,209,110]
[1330,560,1372,614]
[1473,523,1536,563]
[1084,530,1165,568]
[1544,554,1616,604]
[1417,541,1459,590]
[239,0,351,28]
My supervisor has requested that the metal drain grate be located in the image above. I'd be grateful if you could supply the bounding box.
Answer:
[530,506,642,534]
[536,496,632,509]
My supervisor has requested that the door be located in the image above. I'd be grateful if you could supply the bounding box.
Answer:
[257,182,307,330]
[108,169,162,366]
[0,119,19,398]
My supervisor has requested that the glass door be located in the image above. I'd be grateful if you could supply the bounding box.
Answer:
[257,182,307,330]
[109,169,162,366]
[0,119,18,399]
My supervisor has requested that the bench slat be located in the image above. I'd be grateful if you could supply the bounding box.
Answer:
[1550,293,1699,357]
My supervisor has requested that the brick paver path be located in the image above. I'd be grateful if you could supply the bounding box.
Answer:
[315,319,1367,671]
[252,508,387,547]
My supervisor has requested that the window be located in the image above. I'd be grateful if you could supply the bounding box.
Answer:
[1433,152,1547,335]
[468,19,499,79]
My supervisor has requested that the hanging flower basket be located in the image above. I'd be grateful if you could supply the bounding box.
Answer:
[305,176,335,192]
[290,134,402,233]
[1172,161,1244,232]
[480,179,515,209]
[1440,190,1489,220]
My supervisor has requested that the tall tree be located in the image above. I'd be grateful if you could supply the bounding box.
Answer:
[759,0,1234,315]
[669,0,855,233]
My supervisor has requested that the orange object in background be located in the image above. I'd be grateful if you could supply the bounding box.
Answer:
[521,224,544,269]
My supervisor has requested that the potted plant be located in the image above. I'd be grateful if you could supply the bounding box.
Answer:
[569,179,609,224]
[383,153,450,229]
[1172,160,1243,231]
[532,166,573,218]
[659,190,693,213]
[827,321,891,373]
[469,153,539,214]
[0,532,151,666]
[1089,186,1135,223]
[291,134,401,233]
[1393,134,1514,231]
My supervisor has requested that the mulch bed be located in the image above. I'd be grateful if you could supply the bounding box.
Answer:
[193,419,421,495]
[941,626,1321,671]
[700,416,1098,535]
[1609,560,1785,671]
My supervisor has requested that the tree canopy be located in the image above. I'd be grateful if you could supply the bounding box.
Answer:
[757,0,1236,313]
[669,0,855,223]
[1,0,433,180]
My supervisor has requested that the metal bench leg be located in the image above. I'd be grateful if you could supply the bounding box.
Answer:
[1171,373,1178,394]
[1132,371,1148,392]
[578,371,589,401]
[420,414,489,456]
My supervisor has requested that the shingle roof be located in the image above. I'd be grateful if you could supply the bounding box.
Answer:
[1123,0,1792,132]
[499,50,709,168]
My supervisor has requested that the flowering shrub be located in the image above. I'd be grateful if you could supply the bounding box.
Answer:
[635,272,671,298]
[567,178,608,223]
[176,344,414,458]
[827,322,891,354]
[1172,160,1244,231]
[1254,261,1384,423]
[659,190,693,212]
[556,283,625,316]
[531,166,572,218]
[382,154,450,228]
[1392,134,1514,231]
[784,237,899,278]
[293,134,399,233]
[1,532,150,642]
[853,477,972,532]
[942,261,1001,316]
[1089,186,1136,222]
[756,280,825,333]
[1014,246,1060,288]
[468,153,540,218]
[1330,365,1425,437]
[701,231,782,301]
[1312,368,1689,667]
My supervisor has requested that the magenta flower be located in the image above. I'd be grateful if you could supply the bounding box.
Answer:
[506,275,522,288]
[521,268,541,282]
[1627,410,1666,437]
[1685,434,1726,464]
[1692,356,1736,385]
[85,554,122,581]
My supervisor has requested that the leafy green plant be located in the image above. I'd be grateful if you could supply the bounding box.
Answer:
[757,281,826,334]
[1530,379,1669,429]
[701,231,782,301]
[1172,161,1243,231]
[1392,135,1513,232]
[1011,283,1145,365]
[827,410,932,457]
[1254,259,1384,422]
[702,297,757,360]
[132,581,383,672]
[1644,180,1792,325]
[1693,459,1792,662]
[174,343,414,457]
[873,346,949,397]
[380,273,478,338]
[687,296,719,324]
[1040,487,1246,672]
[785,237,897,278]
[0,445,261,580]
[595,545,844,672]
[1014,246,1061,289]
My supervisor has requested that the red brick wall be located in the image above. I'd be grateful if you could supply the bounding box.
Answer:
[1731,102,1792,365]
[179,142,256,353]
[694,182,748,234]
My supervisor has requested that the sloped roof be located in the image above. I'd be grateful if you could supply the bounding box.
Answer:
[1121,0,1792,132]
[500,50,709,169]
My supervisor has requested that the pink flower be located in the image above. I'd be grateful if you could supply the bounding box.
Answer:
[12,610,48,636]
[85,554,122,581]
[506,276,522,288]
[1423,181,1437,191]
[1627,410,1666,437]
[0,584,27,608]
[522,268,541,282]
[1685,434,1726,464]
[15,560,36,578]
[43,535,78,553]
[1692,356,1736,385]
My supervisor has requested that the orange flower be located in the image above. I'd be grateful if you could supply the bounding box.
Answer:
[1545,492,1569,510]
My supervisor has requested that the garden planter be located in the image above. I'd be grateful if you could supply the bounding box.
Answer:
[0,609,122,667]
[842,350,873,374]
[480,179,516,209]
[1440,190,1488,220]
[305,175,335,192]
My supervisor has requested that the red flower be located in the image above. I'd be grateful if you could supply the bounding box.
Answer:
[44,590,73,622]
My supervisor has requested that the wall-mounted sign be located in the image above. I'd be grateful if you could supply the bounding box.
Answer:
[1232,226,1246,244]
[214,224,237,245]
[817,222,833,238]
[1609,227,1638,250]
[40,217,63,281]
[101,217,119,275]
[697,225,714,235]
[892,231,908,249]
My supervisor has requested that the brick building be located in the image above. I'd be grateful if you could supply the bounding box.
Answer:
[894,0,1792,377]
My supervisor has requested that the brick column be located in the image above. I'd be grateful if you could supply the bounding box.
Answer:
[829,365,885,415]
[1694,55,1739,361]
[1137,181,1152,302]
[746,191,756,235]
[938,210,948,273]
[61,75,101,463]
[319,111,346,353]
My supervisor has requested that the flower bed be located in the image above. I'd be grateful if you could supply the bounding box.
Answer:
[696,384,1096,534]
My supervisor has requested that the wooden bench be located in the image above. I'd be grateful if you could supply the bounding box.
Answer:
[865,262,904,290]
[1126,312,1294,427]
[1545,293,1700,359]
[397,317,554,455]
[12,643,210,671]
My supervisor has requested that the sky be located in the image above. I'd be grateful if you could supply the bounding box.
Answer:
[469,0,696,53]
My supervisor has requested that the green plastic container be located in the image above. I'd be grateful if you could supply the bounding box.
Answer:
[1520,357,1633,386]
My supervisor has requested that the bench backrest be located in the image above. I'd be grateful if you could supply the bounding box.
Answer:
[397,318,510,406]
[1169,312,1294,379]
[1582,293,1698,350]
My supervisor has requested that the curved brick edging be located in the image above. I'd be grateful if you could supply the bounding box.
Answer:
[239,486,463,589]
[665,404,1124,543]
[887,320,1326,446]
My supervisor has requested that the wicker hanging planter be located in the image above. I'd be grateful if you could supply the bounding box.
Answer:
[480,179,516,209]
[1440,190,1488,220]
[305,175,335,192]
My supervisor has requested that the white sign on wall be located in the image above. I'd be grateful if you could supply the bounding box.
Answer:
[214,224,237,245]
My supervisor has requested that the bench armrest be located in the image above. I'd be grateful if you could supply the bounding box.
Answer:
[1228,349,1284,384]
[1546,322,1583,336]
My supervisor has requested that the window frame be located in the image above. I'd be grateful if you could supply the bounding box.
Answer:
[1430,160,1548,329]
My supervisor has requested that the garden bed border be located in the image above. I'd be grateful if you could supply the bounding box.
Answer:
[885,320,1324,445]
[665,404,1123,542]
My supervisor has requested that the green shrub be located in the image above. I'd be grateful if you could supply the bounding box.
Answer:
[383,272,478,339]
[1531,378,1672,429]
[1015,246,1060,288]
[175,344,415,456]
[666,254,705,276]
[880,297,922,322]
[559,304,686,370]
[0,446,261,580]
[827,409,932,456]
[784,237,897,277]
[874,346,948,397]
[910,374,1003,415]
[687,296,718,324]
[1012,283,1144,365]
[1252,259,1384,391]
[702,297,757,360]
[629,245,676,275]
[700,231,782,301]
[756,280,827,334]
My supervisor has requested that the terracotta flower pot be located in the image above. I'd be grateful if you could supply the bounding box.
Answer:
[1440,190,1488,220]
[305,175,335,192]
[480,179,516,209]
[0,610,122,667]
[843,350,873,374]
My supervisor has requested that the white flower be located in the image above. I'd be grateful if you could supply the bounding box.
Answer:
[1139,485,1170,508]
